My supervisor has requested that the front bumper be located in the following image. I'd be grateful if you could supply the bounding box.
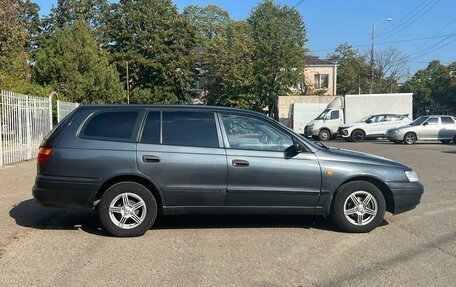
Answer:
[386,181,424,214]
[304,126,314,137]
[338,127,350,138]
[386,131,404,141]
[32,174,101,209]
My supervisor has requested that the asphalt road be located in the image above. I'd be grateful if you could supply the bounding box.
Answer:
[0,140,455,286]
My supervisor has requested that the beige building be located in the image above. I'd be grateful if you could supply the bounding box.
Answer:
[295,55,338,96]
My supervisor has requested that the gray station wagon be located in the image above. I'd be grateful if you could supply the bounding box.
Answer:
[33,105,423,237]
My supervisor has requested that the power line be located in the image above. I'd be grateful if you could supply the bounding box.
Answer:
[292,0,305,9]
[309,33,456,53]
[379,0,441,40]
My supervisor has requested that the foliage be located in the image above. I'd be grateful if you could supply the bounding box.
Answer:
[248,0,307,119]
[204,20,257,110]
[327,43,370,95]
[183,4,230,47]
[106,0,198,104]
[32,20,124,104]
[402,60,456,115]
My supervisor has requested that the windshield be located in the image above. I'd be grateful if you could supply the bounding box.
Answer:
[357,115,373,123]
[411,116,429,126]
[316,109,330,120]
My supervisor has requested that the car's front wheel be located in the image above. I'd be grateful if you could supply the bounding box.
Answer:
[98,181,157,237]
[404,132,417,145]
[351,129,365,142]
[331,181,386,233]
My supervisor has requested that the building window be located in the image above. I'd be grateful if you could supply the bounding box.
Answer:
[314,74,329,89]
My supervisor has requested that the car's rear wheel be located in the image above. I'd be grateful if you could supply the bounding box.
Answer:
[98,181,157,237]
[318,129,331,141]
[441,140,451,144]
[404,132,417,145]
[331,181,386,233]
[351,129,365,142]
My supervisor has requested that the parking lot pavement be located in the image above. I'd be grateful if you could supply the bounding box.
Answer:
[0,140,455,286]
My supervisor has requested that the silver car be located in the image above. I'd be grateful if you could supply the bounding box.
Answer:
[386,115,456,144]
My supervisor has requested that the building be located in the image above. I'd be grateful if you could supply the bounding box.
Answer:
[298,55,338,96]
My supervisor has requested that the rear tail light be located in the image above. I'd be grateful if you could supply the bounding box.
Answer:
[38,147,53,165]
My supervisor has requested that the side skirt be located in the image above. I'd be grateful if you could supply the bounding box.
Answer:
[161,206,319,215]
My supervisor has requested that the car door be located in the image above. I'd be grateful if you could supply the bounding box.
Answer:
[219,113,321,208]
[418,116,440,139]
[365,115,385,136]
[137,110,227,206]
[439,116,456,139]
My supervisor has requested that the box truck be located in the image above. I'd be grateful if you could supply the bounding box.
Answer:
[290,102,330,134]
[303,93,413,141]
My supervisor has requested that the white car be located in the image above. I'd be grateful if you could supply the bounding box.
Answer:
[338,114,412,142]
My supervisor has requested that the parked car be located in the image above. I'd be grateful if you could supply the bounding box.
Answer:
[386,115,456,144]
[339,114,412,142]
[33,105,423,237]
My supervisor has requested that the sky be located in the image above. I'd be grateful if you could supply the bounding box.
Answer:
[34,0,456,75]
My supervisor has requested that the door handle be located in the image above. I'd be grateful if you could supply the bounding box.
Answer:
[232,159,249,167]
[142,155,160,163]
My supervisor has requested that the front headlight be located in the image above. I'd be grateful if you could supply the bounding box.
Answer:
[405,170,419,182]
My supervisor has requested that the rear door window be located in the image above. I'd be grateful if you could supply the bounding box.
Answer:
[162,111,219,148]
[441,116,455,125]
[141,111,161,144]
[81,110,141,141]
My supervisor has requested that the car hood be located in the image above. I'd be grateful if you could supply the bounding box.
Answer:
[306,120,316,126]
[316,147,410,169]
[389,125,416,132]
[339,122,361,129]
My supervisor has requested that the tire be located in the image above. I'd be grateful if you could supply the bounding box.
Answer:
[404,132,417,145]
[351,129,365,142]
[318,129,331,141]
[331,181,386,233]
[441,140,451,144]
[394,140,403,144]
[98,181,157,237]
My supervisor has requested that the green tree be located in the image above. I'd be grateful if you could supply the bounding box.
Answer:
[183,4,230,47]
[327,43,370,95]
[248,0,307,119]
[204,20,256,109]
[106,0,198,104]
[33,20,124,104]
[402,60,456,115]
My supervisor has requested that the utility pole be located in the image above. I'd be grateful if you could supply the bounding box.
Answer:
[370,23,375,94]
[126,60,130,104]
[370,17,392,94]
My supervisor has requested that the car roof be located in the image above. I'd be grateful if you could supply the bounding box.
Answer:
[77,104,267,117]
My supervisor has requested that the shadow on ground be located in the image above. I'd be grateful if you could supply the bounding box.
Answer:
[10,199,388,236]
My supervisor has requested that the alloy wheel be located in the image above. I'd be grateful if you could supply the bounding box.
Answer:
[343,191,378,226]
[108,193,147,229]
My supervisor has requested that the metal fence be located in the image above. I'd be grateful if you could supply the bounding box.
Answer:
[57,100,79,122]
[0,90,79,167]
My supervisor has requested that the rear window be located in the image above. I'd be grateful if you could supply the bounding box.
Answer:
[162,111,219,148]
[81,111,140,141]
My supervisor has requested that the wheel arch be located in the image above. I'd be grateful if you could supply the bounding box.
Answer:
[93,174,164,210]
[318,127,332,137]
[330,176,394,214]
[403,131,417,141]
[351,128,366,137]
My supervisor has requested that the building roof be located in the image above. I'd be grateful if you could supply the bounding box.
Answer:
[304,55,335,66]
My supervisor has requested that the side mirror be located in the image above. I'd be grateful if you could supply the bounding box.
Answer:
[293,141,305,153]
[423,122,429,126]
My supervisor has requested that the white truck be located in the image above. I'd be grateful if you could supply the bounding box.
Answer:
[303,93,413,141]
[290,102,330,134]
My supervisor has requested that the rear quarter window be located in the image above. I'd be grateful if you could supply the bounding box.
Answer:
[80,110,141,141]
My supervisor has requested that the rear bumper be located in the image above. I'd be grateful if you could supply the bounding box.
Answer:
[386,181,424,214]
[32,174,101,209]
